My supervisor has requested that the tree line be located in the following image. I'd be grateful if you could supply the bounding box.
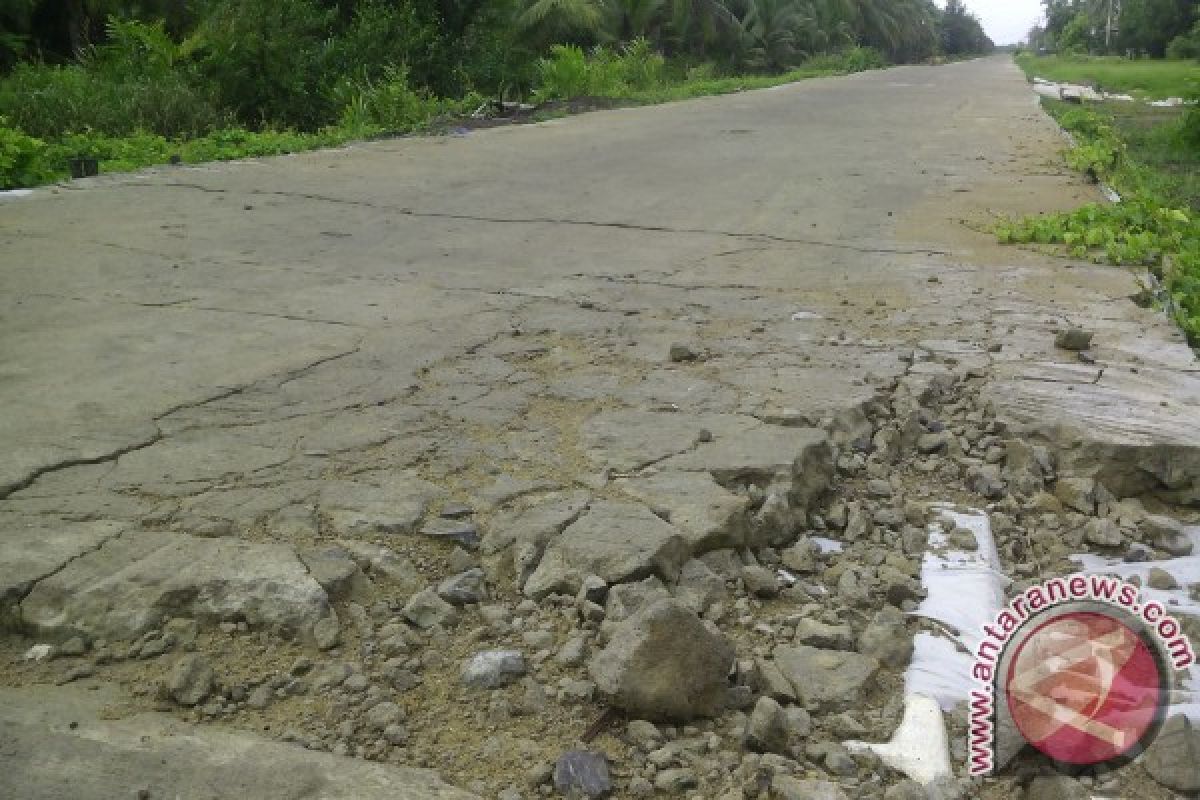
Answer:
[2,0,993,128]
[1027,0,1198,58]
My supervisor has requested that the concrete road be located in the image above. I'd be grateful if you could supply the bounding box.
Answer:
[1,56,1193,502]
[2,55,1199,797]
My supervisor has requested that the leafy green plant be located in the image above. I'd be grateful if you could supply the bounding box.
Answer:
[533,44,595,100]
[338,66,440,133]
[1054,108,1126,180]
[619,37,666,89]
[0,122,56,188]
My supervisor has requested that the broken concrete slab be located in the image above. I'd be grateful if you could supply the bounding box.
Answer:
[481,490,592,556]
[659,426,832,509]
[0,684,479,800]
[523,501,688,598]
[581,409,760,473]
[19,530,331,642]
[333,540,424,598]
[614,471,749,553]
[0,519,124,625]
[318,472,444,537]
[989,362,1200,503]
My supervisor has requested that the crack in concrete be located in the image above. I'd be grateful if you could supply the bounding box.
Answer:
[275,341,365,390]
[584,274,767,292]
[4,347,365,501]
[22,292,200,309]
[129,181,952,257]
[0,436,164,501]
[11,529,129,610]
[187,305,364,329]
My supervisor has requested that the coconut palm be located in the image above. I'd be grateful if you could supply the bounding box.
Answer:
[514,0,606,48]
[737,0,813,70]
[603,0,667,41]
[815,0,934,61]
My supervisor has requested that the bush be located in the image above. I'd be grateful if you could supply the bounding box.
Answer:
[0,60,227,140]
[0,20,228,140]
[193,0,337,130]
[620,38,666,90]
[839,46,886,72]
[337,66,443,133]
[1166,23,1200,61]
[0,123,55,189]
[533,45,591,101]
[532,41,668,102]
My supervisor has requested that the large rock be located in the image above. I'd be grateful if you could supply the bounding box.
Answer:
[403,587,457,629]
[589,599,734,720]
[1055,477,1096,515]
[19,531,332,641]
[858,607,914,669]
[0,684,478,800]
[1143,714,1200,792]
[461,650,526,689]
[298,545,371,601]
[553,750,612,798]
[167,654,214,707]
[773,645,879,712]
[437,569,487,606]
[743,696,790,754]
[523,502,688,598]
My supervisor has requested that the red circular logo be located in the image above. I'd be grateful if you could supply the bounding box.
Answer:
[1005,610,1165,766]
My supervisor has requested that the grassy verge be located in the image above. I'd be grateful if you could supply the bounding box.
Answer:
[997,64,1200,345]
[1015,53,1199,99]
[1,48,884,190]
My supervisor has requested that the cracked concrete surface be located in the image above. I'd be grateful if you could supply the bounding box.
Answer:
[1,56,1198,796]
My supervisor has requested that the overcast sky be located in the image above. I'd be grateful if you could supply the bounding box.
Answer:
[950,0,1045,46]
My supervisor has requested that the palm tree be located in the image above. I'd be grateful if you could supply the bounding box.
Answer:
[665,0,740,59]
[739,0,812,70]
[817,0,935,61]
[514,0,606,48]
[603,0,666,41]
[720,0,813,70]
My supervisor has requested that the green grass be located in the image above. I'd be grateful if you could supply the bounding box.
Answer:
[1015,53,1199,100]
